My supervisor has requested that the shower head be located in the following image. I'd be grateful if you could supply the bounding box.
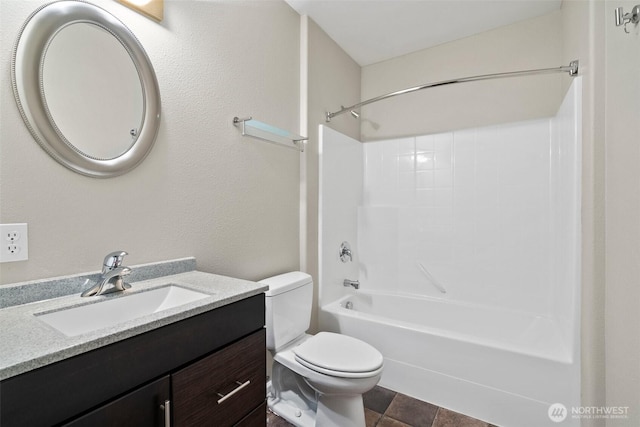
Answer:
[350,110,360,119]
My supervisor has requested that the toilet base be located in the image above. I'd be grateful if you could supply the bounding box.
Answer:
[267,380,366,427]
[267,379,315,427]
[315,394,366,427]
[267,381,365,427]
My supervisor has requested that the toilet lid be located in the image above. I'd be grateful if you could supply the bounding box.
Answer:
[293,332,383,374]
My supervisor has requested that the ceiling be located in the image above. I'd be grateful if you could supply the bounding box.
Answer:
[285,0,563,66]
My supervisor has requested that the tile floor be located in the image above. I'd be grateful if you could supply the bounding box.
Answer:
[266,385,497,427]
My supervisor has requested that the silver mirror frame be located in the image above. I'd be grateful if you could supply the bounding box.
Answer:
[11,0,161,178]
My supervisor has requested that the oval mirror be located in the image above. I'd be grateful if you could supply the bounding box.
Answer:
[11,0,161,178]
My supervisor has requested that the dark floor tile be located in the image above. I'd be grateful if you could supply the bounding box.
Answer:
[385,393,438,427]
[432,407,489,427]
[364,386,398,414]
[377,416,412,427]
[267,409,295,427]
[366,408,383,427]
[266,392,489,427]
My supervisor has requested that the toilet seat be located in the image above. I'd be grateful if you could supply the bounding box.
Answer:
[293,332,384,379]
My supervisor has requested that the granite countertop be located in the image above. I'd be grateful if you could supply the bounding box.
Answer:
[0,258,267,381]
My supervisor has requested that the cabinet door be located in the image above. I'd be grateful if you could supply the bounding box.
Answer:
[64,375,170,427]
[172,329,266,427]
[235,401,267,427]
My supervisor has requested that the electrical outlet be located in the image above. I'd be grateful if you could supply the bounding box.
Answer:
[5,230,20,243]
[0,223,28,263]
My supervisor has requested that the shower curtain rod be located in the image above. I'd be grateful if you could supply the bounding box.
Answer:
[325,60,579,122]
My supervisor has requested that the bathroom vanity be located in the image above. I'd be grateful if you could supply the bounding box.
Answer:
[0,259,267,426]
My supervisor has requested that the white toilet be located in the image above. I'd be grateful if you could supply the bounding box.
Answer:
[260,272,383,427]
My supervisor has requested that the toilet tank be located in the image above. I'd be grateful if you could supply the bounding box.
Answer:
[260,272,313,351]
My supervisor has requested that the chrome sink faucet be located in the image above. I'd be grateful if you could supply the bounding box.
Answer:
[81,251,132,297]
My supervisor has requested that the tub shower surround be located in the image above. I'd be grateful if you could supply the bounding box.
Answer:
[319,79,582,427]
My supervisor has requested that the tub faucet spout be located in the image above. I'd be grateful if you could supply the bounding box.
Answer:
[343,279,359,289]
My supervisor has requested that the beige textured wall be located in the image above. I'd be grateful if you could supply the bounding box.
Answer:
[304,16,360,332]
[360,11,563,141]
[604,0,640,424]
[0,0,301,284]
[562,1,608,423]
[564,0,640,424]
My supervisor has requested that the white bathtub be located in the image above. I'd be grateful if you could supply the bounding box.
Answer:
[320,291,580,427]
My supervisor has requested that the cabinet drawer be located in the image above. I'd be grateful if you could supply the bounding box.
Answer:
[172,329,266,426]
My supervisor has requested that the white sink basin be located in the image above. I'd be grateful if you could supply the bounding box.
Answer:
[36,285,210,337]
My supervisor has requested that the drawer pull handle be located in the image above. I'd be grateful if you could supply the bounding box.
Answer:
[216,380,251,404]
[160,399,171,427]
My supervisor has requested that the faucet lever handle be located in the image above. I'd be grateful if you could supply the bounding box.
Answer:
[103,251,128,272]
[339,241,353,263]
[117,266,132,276]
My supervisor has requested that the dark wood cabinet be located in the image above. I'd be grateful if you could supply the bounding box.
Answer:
[236,402,268,427]
[173,330,266,426]
[0,294,266,427]
[62,330,266,427]
[63,376,171,427]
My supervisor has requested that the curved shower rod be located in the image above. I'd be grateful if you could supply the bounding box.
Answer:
[325,60,579,122]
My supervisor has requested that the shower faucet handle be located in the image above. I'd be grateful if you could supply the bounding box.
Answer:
[339,241,353,263]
